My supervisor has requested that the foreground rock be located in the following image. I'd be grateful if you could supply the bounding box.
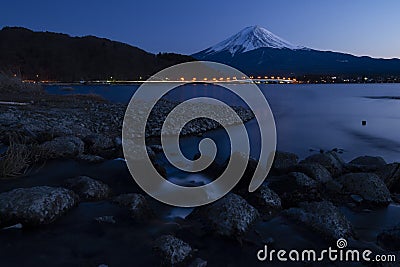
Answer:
[289,162,332,184]
[154,235,192,266]
[377,224,400,250]
[267,172,321,208]
[64,176,111,201]
[0,186,78,227]
[301,152,344,177]
[375,163,400,193]
[190,193,259,237]
[283,201,353,241]
[272,151,299,173]
[39,136,84,159]
[346,155,387,173]
[112,193,153,219]
[337,173,392,206]
[247,184,281,215]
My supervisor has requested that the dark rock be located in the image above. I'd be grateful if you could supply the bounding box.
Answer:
[64,176,111,201]
[289,162,332,184]
[272,151,299,173]
[94,215,116,224]
[154,235,192,266]
[188,258,207,267]
[283,201,353,241]
[267,172,321,208]
[0,186,78,227]
[337,173,392,206]
[76,154,105,163]
[248,184,281,214]
[377,224,400,250]
[112,193,153,219]
[375,163,400,193]
[39,136,84,159]
[350,156,386,167]
[190,193,259,237]
[301,152,344,176]
[83,134,117,158]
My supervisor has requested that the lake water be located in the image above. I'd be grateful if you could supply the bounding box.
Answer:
[45,83,400,163]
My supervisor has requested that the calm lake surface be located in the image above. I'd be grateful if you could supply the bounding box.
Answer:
[46,83,400,163]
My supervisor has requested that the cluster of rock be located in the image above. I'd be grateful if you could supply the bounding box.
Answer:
[1,148,400,265]
[0,99,254,174]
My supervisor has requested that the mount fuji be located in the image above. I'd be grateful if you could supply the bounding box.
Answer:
[192,26,400,77]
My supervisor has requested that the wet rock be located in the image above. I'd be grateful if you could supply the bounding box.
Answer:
[0,186,78,227]
[154,235,192,266]
[377,225,400,251]
[188,258,207,267]
[301,152,344,177]
[39,136,84,159]
[64,176,111,201]
[337,173,392,206]
[76,154,105,163]
[350,156,386,167]
[190,193,259,237]
[83,134,116,158]
[283,201,353,241]
[375,163,400,193]
[94,215,116,224]
[272,151,299,173]
[247,184,281,214]
[289,162,332,184]
[112,193,153,219]
[267,172,321,208]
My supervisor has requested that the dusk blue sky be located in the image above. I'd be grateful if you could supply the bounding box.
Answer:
[1,0,399,58]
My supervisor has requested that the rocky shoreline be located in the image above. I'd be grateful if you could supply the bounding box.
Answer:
[1,93,400,266]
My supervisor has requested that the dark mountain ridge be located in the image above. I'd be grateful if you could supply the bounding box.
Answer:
[0,27,194,82]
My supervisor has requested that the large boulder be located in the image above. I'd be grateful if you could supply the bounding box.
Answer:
[289,162,332,184]
[154,235,192,266]
[247,184,281,215]
[301,152,344,177]
[112,193,153,219]
[190,193,259,237]
[375,163,400,193]
[0,186,78,227]
[272,151,299,173]
[39,136,84,159]
[83,134,118,158]
[283,201,353,241]
[267,172,321,208]
[64,176,111,201]
[337,173,392,206]
[345,156,387,173]
[377,224,400,250]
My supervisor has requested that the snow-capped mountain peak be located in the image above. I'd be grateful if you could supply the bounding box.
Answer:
[202,25,304,56]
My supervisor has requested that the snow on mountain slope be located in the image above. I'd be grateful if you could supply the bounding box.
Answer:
[201,25,305,56]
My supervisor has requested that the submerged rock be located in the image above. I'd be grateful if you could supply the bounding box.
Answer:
[272,151,299,173]
[64,176,111,201]
[112,193,153,219]
[190,193,259,237]
[76,154,105,163]
[154,235,192,266]
[39,136,84,159]
[301,152,344,177]
[0,186,78,227]
[337,173,392,206]
[94,215,116,224]
[283,201,353,241]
